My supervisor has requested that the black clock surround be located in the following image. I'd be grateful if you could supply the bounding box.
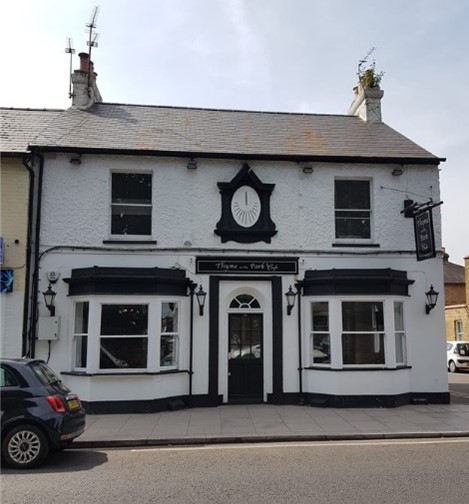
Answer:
[215,163,277,243]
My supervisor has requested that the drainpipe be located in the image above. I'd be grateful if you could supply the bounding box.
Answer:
[27,152,45,358]
[295,281,304,404]
[188,282,196,406]
[21,155,35,356]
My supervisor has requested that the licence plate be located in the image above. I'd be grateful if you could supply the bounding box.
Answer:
[67,399,80,410]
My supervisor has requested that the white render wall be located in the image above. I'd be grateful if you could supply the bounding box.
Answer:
[33,153,447,404]
[40,154,442,252]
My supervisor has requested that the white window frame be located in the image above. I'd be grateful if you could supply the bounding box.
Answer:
[309,300,331,367]
[455,320,464,341]
[334,178,374,244]
[69,296,187,374]
[394,301,407,366]
[73,301,89,371]
[159,300,180,370]
[109,171,153,240]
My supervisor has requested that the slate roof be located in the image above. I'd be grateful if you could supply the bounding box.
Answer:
[0,108,64,154]
[29,102,442,163]
[444,259,466,284]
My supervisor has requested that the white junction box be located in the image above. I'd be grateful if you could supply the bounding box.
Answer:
[37,316,60,340]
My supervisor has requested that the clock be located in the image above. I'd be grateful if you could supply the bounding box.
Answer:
[231,186,261,228]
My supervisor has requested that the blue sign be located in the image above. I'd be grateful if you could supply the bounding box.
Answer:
[0,269,14,293]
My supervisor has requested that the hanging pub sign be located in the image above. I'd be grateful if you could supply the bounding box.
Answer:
[413,208,436,261]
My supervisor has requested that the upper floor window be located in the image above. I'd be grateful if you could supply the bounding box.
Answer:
[455,320,464,341]
[111,173,152,236]
[335,180,371,239]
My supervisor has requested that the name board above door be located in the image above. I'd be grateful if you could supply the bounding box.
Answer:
[196,257,298,275]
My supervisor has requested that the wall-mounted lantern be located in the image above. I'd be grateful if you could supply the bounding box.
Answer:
[42,284,57,316]
[285,285,297,316]
[425,285,439,314]
[196,285,207,316]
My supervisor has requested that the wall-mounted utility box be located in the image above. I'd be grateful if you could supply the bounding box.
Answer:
[37,316,60,340]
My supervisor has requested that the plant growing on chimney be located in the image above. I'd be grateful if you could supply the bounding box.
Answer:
[358,61,384,89]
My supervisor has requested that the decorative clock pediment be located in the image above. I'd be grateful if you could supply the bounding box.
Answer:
[215,163,277,243]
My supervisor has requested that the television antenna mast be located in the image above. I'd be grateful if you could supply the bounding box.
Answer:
[85,6,100,96]
[358,47,376,75]
[65,37,75,99]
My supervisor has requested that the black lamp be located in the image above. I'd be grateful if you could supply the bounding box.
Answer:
[196,285,207,316]
[425,285,439,314]
[42,284,57,316]
[285,285,297,315]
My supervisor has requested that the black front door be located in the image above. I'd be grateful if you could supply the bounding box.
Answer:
[228,313,263,403]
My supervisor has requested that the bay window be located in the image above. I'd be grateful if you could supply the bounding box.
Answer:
[309,298,407,368]
[71,298,184,373]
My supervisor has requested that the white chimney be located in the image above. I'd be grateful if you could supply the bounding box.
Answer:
[348,83,384,123]
[71,52,102,109]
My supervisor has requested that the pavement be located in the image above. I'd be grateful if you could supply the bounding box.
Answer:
[74,401,469,449]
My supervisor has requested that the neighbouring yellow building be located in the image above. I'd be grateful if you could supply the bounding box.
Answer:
[444,252,469,342]
[0,108,62,356]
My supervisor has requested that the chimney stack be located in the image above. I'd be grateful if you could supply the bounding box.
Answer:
[71,52,102,109]
[348,83,384,123]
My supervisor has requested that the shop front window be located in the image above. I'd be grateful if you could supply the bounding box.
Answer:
[74,302,89,369]
[341,301,385,365]
[160,302,179,368]
[310,302,331,365]
[99,304,148,369]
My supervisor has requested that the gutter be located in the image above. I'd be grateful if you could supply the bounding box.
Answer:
[27,145,446,166]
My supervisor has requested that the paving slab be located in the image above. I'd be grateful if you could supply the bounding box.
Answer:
[74,403,469,449]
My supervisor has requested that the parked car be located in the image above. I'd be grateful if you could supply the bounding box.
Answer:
[1,358,86,469]
[446,341,469,373]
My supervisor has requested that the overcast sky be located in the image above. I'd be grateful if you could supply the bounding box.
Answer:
[1,0,468,265]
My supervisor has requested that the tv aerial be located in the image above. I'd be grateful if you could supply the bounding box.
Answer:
[358,47,376,76]
[85,6,100,96]
[65,37,76,99]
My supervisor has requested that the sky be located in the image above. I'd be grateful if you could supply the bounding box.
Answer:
[1,0,468,265]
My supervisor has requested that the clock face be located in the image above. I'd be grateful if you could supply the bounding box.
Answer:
[231,185,261,228]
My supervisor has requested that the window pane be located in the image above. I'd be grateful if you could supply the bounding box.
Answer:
[312,302,329,331]
[342,302,384,331]
[335,213,371,239]
[335,180,370,209]
[101,305,148,335]
[160,335,176,367]
[75,336,88,368]
[111,207,151,235]
[112,173,152,204]
[342,333,385,364]
[161,303,178,333]
[312,333,331,364]
[74,302,89,334]
[394,302,404,331]
[100,338,147,368]
[395,333,406,364]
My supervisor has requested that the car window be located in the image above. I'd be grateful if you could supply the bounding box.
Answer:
[0,366,20,387]
[30,362,61,385]
[456,344,469,356]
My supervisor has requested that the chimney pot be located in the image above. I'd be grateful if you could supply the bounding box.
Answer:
[78,52,90,73]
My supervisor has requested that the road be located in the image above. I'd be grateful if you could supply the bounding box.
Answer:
[2,438,469,504]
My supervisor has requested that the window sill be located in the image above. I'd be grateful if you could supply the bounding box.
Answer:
[332,243,380,248]
[304,365,412,371]
[103,240,157,245]
[61,369,189,377]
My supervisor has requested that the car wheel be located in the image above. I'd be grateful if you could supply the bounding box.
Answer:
[1,425,49,469]
[449,360,458,373]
